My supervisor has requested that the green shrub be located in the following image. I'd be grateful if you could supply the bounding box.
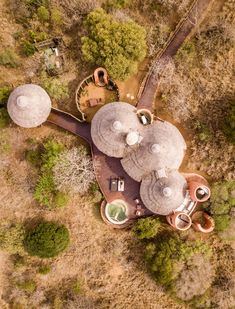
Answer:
[0,86,12,105]
[51,8,63,26]
[25,148,42,166]
[214,215,230,232]
[40,72,69,100]
[0,108,10,128]
[38,265,51,274]
[145,233,211,287]
[133,217,161,239]
[175,41,197,67]
[54,192,69,208]
[209,181,235,215]
[34,172,56,207]
[28,30,48,42]
[37,6,50,21]
[0,48,19,68]
[25,221,70,258]
[223,100,235,144]
[15,279,36,293]
[34,139,69,209]
[0,223,26,255]
[20,40,36,56]
[81,8,147,80]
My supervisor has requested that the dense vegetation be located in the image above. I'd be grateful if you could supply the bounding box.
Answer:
[25,221,70,258]
[33,139,69,209]
[82,8,147,80]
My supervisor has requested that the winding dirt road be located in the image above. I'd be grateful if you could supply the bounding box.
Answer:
[137,0,214,111]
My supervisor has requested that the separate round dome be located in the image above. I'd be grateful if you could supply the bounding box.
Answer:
[91,102,143,157]
[140,170,187,215]
[121,120,186,182]
[7,84,51,128]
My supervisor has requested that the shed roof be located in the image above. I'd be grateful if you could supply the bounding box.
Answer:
[140,170,187,215]
[121,120,186,181]
[91,102,143,158]
[7,84,51,128]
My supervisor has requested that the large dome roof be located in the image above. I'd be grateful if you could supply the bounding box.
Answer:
[140,170,187,215]
[121,120,186,181]
[7,84,51,128]
[91,102,143,157]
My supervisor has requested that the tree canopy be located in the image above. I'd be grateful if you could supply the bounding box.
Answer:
[81,8,147,80]
[25,222,70,258]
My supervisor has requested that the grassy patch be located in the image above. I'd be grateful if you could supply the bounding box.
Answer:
[0,48,19,68]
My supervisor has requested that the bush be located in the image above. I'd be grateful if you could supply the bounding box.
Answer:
[51,8,63,26]
[20,40,36,56]
[81,8,147,80]
[34,139,69,209]
[209,181,235,214]
[37,6,50,21]
[223,100,235,144]
[38,265,51,274]
[145,233,211,287]
[40,72,69,100]
[0,86,12,105]
[214,215,231,232]
[0,223,26,255]
[28,30,48,42]
[175,41,197,67]
[0,108,10,128]
[133,217,161,239]
[15,279,36,293]
[25,148,42,166]
[0,48,19,68]
[25,221,70,258]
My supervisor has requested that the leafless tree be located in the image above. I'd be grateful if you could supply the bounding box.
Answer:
[53,147,95,194]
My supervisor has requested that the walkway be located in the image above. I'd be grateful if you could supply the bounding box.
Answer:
[47,108,92,144]
[137,0,214,111]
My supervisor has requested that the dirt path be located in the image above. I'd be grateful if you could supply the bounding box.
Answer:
[137,0,214,110]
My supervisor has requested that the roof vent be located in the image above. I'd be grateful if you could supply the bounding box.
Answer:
[112,120,123,131]
[126,131,139,146]
[150,143,161,154]
[163,187,172,197]
[16,96,29,109]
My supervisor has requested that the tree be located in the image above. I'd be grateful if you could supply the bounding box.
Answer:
[81,8,147,80]
[132,217,161,239]
[25,222,70,258]
[53,146,95,194]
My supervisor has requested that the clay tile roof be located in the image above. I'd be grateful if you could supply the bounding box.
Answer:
[7,84,51,128]
[140,170,187,215]
[121,120,186,182]
[91,102,143,158]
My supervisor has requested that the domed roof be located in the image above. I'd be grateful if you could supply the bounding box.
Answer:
[140,170,187,215]
[7,84,51,128]
[91,102,143,158]
[121,120,186,182]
